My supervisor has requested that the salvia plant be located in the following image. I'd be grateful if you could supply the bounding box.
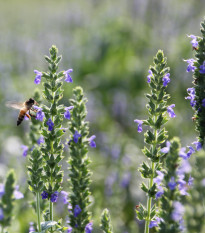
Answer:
[184,18,205,147]
[2,17,205,233]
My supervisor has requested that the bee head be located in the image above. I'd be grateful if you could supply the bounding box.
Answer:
[28,98,35,104]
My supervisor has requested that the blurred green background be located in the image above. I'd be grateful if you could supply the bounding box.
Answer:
[0,0,204,232]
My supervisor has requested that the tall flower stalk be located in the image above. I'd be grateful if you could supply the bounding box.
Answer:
[184,18,205,147]
[100,209,113,233]
[67,86,95,232]
[135,50,175,233]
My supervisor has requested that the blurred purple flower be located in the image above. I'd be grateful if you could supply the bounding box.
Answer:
[64,69,73,83]
[105,172,118,196]
[179,147,188,159]
[172,201,185,222]
[187,35,198,48]
[34,70,42,84]
[73,131,81,143]
[184,59,196,72]
[0,208,4,221]
[37,136,44,145]
[14,186,24,199]
[192,141,202,151]
[21,145,29,157]
[0,184,5,198]
[167,104,176,118]
[64,106,74,120]
[68,203,72,213]
[162,73,170,87]
[201,178,205,187]
[74,205,81,217]
[161,141,171,153]
[147,70,153,83]
[149,217,162,228]
[67,227,72,233]
[199,61,205,74]
[51,191,59,203]
[85,222,93,233]
[178,176,188,196]
[177,160,191,175]
[186,87,196,107]
[202,99,205,107]
[61,191,69,204]
[186,146,195,158]
[46,118,54,131]
[29,222,35,233]
[111,144,120,159]
[41,191,48,200]
[134,119,143,133]
[153,170,164,185]
[188,176,194,186]
[155,185,164,199]
[35,107,45,121]
[120,172,131,188]
[168,176,177,190]
[88,135,96,148]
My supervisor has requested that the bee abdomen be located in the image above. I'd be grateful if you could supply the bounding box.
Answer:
[17,110,26,126]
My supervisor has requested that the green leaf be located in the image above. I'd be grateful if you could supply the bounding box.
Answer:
[41,221,57,230]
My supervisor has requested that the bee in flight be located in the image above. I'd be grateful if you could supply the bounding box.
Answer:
[6,98,38,126]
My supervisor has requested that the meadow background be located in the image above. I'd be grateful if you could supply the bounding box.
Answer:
[0,0,205,232]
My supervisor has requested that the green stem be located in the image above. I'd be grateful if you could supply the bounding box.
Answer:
[1,227,4,233]
[144,161,155,233]
[50,201,53,232]
[36,192,41,232]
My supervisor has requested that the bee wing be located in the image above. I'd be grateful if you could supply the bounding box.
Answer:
[6,101,24,110]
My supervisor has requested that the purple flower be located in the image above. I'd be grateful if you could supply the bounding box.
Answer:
[161,141,171,153]
[64,106,74,120]
[179,147,188,159]
[187,35,198,48]
[64,69,73,83]
[155,185,164,199]
[37,136,44,145]
[34,70,42,84]
[185,87,196,107]
[147,70,153,83]
[74,205,81,217]
[61,191,69,204]
[162,73,170,87]
[192,141,202,151]
[14,186,24,199]
[68,203,72,213]
[168,177,177,190]
[46,118,54,131]
[172,201,185,222]
[41,191,48,200]
[134,119,143,133]
[88,135,96,148]
[73,131,81,143]
[0,208,4,221]
[85,222,93,233]
[0,184,5,198]
[178,176,188,196]
[21,145,29,157]
[188,176,194,186]
[184,59,196,72]
[202,99,205,107]
[186,146,195,158]
[177,160,191,175]
[35,107,45,121]
[153,170,164,185]
[199,61,205,74]
[167,104,176,118]
[67,227,72,233]
[51,191,59,203]
[149,217,162,228]
[120,172,131,188]
[29,222,35,233]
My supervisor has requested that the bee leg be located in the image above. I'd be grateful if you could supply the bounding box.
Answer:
[29,110,36,118]
[25,113,31,120]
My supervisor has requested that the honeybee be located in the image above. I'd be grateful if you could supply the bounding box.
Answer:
[6,98,38,126]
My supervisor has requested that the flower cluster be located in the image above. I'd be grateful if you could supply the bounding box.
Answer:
[184,18,205,146]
